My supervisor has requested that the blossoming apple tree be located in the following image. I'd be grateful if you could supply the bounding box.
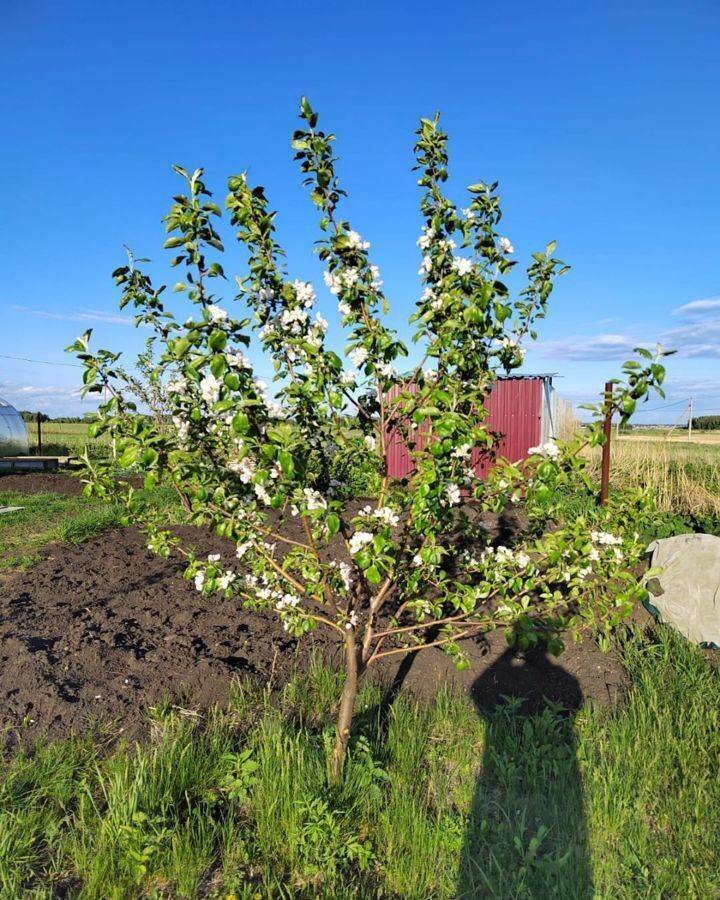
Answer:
[71,99,670,779]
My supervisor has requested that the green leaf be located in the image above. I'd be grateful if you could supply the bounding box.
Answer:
[365,565,382,584]
[278,450,295,477]
[209,330,227,352]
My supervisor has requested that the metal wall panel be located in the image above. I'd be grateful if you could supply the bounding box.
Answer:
[0,399,29,457]
[384,377,545,480]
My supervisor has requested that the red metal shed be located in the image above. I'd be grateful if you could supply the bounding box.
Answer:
[384,374,557,480]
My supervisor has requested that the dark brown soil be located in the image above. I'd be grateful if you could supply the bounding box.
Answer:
[0,471,85,495]
[0,474,632,746]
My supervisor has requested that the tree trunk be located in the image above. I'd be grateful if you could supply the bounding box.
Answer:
[330,631,360,782]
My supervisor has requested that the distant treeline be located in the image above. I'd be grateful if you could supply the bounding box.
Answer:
[691,416,720,431]
[17,411,95,424]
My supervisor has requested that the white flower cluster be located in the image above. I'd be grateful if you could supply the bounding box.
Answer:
[418,255,433,276]
[303,488,327,511]
[226,349,252,369]
[360,504,399,527]
[228,455,256,483]
[501,336,527,360]
[528,440,560,460]
[330,560,353,592]
[207,304,228,322]
[292,280,316,308]
[200,374,222,405]
[349,531,373,555]
[446,483,461,506]
[590,530,623,546]
[417,226,435,251]
[498,237,514,255]
[346,230,370,251]
[451,257,474,277]
[350,347,369,367]
[167,375,187,395]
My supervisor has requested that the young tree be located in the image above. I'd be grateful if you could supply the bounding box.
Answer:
[71,100,669,780]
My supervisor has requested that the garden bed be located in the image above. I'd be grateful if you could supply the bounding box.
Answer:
[1,502,629,746]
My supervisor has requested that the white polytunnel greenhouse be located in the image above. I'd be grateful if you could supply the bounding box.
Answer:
[0,398,29,457]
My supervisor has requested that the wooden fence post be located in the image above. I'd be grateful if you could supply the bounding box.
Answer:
[36,412,43,457]
[599,381,612,505]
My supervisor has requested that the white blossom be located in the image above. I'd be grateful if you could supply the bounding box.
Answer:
[257,287,275,302]
[453,443,472,459]
[412,554,424,567]
[417,226,436,250]
[254,483,272,505]
[376,362,396,379]
[292,280,316,307]
[346,230,370,251]
[340,370,357,386]
[226,349,252,369]
[167,376,187,395]
[207,304,228,322]
[280,307,309,331]
[590,530,623,546]
[350,347,369,367]
[338,300,352,317]
[424,368,439,382]
[364,434,377,451]
[200,374,222,405]
[324,271,342,295]
[349,531,373,555]
[446,483,461,506]
[528,440,560,460]
[418,254,433,275]
[235,541,252,559]
[373,506,399,527]
[218,571,236,590]
[303,488,327,511]
[498,237,514,255]
[229,456,256,483]
[194,571,205,592]
[451,257,473,277]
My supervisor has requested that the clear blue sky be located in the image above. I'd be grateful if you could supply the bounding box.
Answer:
[2,0,719,422]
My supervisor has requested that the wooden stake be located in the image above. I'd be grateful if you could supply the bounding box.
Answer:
[600,381,612,505]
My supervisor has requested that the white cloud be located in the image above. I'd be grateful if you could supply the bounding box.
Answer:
[534,333,650,361]
[672,297,720,317]
[10,305,136,327]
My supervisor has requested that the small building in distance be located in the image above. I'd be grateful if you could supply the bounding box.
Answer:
[0,398,30,457]
[385,374,572,480]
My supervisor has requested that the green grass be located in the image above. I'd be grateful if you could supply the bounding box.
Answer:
[1,627,718,898]
[26,422,112,459]
[0,486,184,571]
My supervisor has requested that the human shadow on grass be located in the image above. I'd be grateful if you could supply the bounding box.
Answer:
[456,647,593,900]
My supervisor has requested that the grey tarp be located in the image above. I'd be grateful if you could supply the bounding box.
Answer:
[645,533,720,648]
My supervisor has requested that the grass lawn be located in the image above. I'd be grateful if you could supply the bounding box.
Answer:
[0,629,718,898]
[0,485,183,571]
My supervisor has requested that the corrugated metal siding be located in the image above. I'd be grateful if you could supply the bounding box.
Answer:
[385,377,545,480]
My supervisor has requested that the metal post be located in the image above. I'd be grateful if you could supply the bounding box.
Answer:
[36,412,43,456]
[688,399,693,443]
[600,381,612,506]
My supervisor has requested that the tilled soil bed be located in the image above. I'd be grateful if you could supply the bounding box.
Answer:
[1,478,631,745]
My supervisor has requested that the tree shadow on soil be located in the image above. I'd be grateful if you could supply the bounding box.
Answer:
[456,648,593,900]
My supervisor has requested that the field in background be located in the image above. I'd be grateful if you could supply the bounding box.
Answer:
[26,422,112,458]
[587,437,720,517]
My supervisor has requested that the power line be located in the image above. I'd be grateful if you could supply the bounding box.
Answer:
[0,353,82,368]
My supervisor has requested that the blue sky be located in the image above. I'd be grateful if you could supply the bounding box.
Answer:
[1,0,719,422]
